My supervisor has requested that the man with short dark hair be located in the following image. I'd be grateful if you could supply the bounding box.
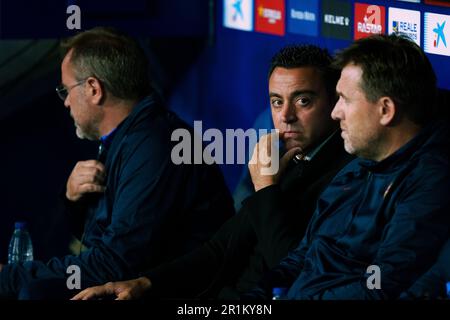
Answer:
[244,34,450,300]
[72,44,354,300]
[0,27,234,299]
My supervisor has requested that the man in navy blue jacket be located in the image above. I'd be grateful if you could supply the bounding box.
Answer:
[0,27,233,299]
[244,34,450,300]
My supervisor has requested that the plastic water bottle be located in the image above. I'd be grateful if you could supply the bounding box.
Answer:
[446,282,450,299]
[7,221,34,264]
[272,287,288,300]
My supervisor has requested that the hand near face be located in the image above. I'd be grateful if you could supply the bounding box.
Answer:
[71,277,152,300]
[249,133,301,192]
[66,160,106,202]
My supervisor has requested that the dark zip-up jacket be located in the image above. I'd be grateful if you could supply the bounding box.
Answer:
[245,121,450,300]
[0,95,234,296]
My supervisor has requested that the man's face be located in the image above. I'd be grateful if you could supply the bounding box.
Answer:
[331,63,382,159]
[269,67,336,152]
[61,51,103,141]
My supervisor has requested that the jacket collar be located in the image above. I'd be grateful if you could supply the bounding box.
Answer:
[101,93,164,166]
[358,121,445,173]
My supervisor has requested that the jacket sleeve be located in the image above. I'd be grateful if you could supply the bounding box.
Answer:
[399,237,450,299]
[40,157,177,284]
[316,159,450,300]
[141,212,250,298]
[59,191,91,240]
[242,236,309,300]
[243,184,302,269]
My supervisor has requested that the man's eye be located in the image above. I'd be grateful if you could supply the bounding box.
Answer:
[271,100,283,108]
[297,97,311,107]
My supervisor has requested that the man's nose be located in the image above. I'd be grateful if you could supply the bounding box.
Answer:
[331,100,342,121]
[281,103,297,123]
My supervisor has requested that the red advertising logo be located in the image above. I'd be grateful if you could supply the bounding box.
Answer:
[255,0,285,36]
[354,3,385,40]
[424,1,450,8]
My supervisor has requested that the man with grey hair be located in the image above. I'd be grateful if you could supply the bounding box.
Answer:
[0,27,233,299]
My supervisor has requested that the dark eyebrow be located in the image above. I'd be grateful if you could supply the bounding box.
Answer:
[269,92,281,98]
[291,90,316,98]
[269,90,317,99]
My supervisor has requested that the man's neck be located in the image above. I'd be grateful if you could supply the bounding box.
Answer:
[98,99,137,138]
[374,121,422,162]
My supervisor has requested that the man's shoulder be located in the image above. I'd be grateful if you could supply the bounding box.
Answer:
[402,122,449,183]
[120,105,191,155]
[401,149,449,196]
[410,121,449,161]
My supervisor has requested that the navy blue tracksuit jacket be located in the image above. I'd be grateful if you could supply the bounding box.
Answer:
[0,94,234,297]
[246,122,449,300]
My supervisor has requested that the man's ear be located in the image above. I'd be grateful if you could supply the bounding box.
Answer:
[86,77,103,105]
[378,96,396,126]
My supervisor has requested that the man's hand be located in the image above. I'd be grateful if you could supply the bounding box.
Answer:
[249,133,301,192]
[0,263,3,273]
[66,160,106,202]
[71,277,152,300]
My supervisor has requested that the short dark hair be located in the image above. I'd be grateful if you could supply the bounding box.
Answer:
[333,34,437,125]
[268,45,339,100]
[61,27,151,101]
